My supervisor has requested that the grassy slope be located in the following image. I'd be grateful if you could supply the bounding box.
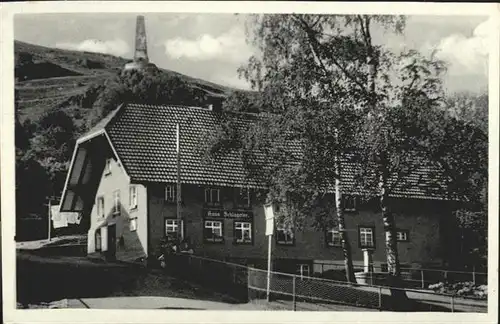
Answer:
[14,40,247,122]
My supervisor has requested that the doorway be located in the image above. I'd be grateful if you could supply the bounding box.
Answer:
[107,224,116,261]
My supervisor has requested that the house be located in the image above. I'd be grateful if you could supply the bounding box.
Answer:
[59,102,458,274]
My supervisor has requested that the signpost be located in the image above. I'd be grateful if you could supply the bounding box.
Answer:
[264,203,275,302]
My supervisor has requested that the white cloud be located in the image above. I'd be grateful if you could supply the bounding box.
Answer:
[55,38,130,57]
[434,18,493,76]
[164,27,251,63]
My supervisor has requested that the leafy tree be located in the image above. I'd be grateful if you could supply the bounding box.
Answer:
[15,92,50,221]
[28,108,77,196]
[201,15,454,298]
[429,93,488,268]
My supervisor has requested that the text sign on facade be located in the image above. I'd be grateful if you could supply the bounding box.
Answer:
[264,203,275,236]
[203,209,253,219]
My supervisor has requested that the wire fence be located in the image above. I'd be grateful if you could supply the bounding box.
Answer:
[314,262,488,289]
[162,253,487,312]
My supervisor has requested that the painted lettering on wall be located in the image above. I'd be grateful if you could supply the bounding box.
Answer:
[203,209,253,219]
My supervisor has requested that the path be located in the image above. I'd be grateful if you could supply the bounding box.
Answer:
[67,296,267,310]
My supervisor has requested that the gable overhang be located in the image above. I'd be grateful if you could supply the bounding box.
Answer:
[59,129,130,213]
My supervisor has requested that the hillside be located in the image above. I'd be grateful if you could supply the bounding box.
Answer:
[14,40,244,122]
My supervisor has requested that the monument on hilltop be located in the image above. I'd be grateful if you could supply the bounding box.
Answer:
[123,15,157,72]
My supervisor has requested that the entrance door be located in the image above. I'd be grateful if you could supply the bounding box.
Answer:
[107,224,116,261]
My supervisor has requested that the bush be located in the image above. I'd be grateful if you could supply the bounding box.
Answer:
[428,281,487,299]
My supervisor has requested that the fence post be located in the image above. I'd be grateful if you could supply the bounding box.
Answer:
[378,287,382,310]
[444,270,448,282]
[472,266,476,285]
[450,295,454,313]
[293,275,296,311]
[421,270,425,289]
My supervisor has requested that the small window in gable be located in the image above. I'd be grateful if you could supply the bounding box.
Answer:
[96,196,105,219]
[113,190,121,217]
[105,158,112,175]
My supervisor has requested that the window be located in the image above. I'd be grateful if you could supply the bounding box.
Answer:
[359,227,375,248]
[234,221,252,244]
[235,188,250,208]
[95,229,102,251]
[165,185,176,203]
[96,196,105,219]
[344,195,357,212]
[129,218,137,232]
[326,228,342,247]
[204,220,223,243]
[129,186,138,210]
[204,188,220,205]
[396,230,409,242]
[105,158,112,175]
[165,219,184,241]
[113,190,120,216]
[297,264,310,279]
[276,224,294,245]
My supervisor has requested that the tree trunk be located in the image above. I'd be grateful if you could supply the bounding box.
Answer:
[335,154,356,283]
[380,172,409,306]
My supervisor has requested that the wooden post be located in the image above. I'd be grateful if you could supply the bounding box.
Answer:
[292,275,296,311]
[267,235,272,302]
[47,198,51,241]
[472,266,476,285]
[421,270,425,289]
[450,295,455,313]
[378,287,382,310]
[176,123,182,245]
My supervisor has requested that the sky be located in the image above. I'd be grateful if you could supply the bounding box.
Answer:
[14,13,491,94]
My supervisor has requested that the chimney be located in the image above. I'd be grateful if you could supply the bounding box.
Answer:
[207,98,223,113]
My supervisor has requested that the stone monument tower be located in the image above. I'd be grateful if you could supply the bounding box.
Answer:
[123,15,157,72]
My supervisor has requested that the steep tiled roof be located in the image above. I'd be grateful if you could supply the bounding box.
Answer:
[90,103,449,200]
